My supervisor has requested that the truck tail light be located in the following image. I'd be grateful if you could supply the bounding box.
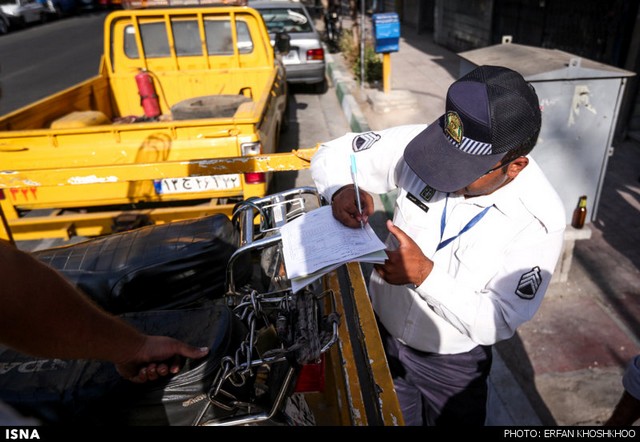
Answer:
[241,142,265,184]
[244,172,265,184]
[0,189,4,200]
[294,354,325,393]
[306,48,324,62]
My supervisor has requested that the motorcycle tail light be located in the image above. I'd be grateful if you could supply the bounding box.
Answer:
[294,354,325,392]
[306,48,325,61]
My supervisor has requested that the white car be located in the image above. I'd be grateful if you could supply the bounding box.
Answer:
[0,10,10,34]
[0,0,45,28]
[250,0,327,92]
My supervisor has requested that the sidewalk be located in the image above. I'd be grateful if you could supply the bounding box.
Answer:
[324,19,640,426]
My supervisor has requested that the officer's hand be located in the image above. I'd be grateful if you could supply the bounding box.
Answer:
[374,220,433,287]
[331,185,374,228]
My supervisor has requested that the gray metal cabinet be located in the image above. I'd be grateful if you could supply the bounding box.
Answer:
[458,42,635,225]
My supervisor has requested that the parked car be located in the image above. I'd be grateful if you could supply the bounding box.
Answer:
[0,9,10,33]
[250,0,326,92]
[38,0,77,18]
[75,0,96,11]
[97,0,121,10]
[0,0,46,27]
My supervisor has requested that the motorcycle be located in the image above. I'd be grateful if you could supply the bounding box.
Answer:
[0,187,340,426]
[323,4,342,53]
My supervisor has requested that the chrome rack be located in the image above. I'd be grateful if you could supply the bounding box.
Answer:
[195,187,338,426]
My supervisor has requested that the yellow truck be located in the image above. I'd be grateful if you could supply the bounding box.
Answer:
[0,0,289,242]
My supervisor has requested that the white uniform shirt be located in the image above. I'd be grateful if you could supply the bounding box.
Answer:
[311,124,566,354]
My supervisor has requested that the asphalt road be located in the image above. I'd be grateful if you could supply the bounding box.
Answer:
[0,11,106,115]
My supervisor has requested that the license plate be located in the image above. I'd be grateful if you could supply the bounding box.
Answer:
[154,174,241,194]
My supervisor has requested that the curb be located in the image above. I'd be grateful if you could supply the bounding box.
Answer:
[326,52,370,133]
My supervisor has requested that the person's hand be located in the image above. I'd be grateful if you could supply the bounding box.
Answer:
[115,335,209,383]
[331,185,374,228]
[374,220,433,287]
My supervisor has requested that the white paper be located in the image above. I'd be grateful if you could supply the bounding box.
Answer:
[279,205,387,292]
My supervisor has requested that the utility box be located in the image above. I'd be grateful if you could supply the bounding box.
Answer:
[458,42,635,225]
[373,12,400,53]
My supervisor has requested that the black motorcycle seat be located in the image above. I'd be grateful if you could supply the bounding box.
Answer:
[33,214,249,314]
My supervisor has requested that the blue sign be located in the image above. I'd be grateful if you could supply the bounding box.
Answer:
[373,12,400,53]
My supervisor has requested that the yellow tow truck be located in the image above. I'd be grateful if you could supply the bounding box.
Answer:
[0,0,289,242]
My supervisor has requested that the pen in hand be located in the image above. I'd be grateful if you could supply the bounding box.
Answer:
[350,154,365,229]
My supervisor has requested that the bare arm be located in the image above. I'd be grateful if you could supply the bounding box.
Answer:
[0,241,208,382]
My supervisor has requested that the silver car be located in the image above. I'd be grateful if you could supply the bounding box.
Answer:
[0,10,10,34]
[250,0,326,92]
[0,0,45,28]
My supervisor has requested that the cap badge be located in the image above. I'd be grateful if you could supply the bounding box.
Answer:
[444,111,463,144]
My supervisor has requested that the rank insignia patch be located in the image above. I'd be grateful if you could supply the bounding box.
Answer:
[352,132,381,152]
[515,266,542,300]
[419,185,436,202]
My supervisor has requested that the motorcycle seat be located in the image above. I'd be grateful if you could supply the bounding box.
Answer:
[33,214,250,314]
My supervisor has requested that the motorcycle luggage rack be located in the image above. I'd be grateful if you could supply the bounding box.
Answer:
[232,186,322,244]
[225,186,322,296]
[195,187,339,426]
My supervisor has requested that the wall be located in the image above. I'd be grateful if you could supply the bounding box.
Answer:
[396,0,434,33]
[433,0,494,52]
[429,0,640,137]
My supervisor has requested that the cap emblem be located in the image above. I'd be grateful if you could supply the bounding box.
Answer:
[444,111,463,145]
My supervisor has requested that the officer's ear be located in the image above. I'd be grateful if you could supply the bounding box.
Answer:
[506,156,528,179]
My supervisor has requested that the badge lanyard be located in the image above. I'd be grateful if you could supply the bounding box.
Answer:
[437,194,493,251]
